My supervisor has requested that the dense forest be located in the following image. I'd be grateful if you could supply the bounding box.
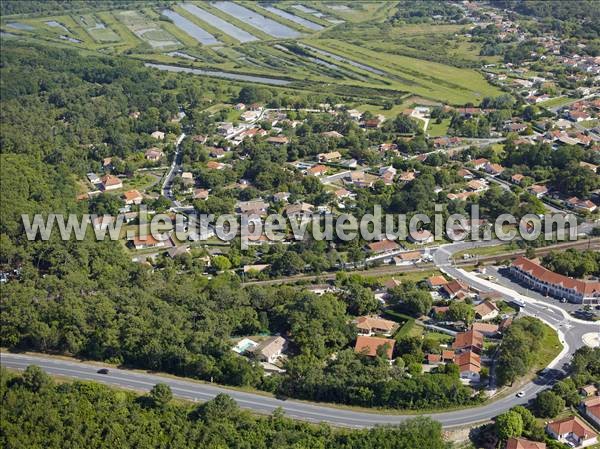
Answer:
[0,366,450,449]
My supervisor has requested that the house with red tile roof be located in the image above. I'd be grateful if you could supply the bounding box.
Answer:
[452,329,484,354]
[472,322,499,337]
[123,189,143,205]
[354,335,395,359]
[100,174,122,191]
[511,257,600,304]
[505,437,546,449]
[485,162,505,176]
[583,396,600,428]
[442,280,469,299]
[354,316,399,336]
[307,164,328,176]
[455,350,481,382]
[474,300,499,321]
[427,275,448,289]
[546,416,597,447]
[470,158,489,170]
[367,239,401,254]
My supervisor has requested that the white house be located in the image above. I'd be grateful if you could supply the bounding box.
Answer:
[546,416,597,448]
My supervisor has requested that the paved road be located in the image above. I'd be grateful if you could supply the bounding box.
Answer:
[161,133,186,200]
[3,238,598,428]
[0,351,561,429]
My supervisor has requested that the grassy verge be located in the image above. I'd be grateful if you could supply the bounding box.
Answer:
[427,118,452,137]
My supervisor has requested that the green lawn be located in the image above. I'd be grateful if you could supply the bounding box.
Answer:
[427,118,451,137]
[538,95,573,109]
[535,323,562,372]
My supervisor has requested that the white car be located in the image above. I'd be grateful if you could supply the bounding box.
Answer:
[516,391,525,398]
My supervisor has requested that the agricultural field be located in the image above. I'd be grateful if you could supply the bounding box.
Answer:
[0,1,502,105]
[76,14,120,43]
[116,10,180,50]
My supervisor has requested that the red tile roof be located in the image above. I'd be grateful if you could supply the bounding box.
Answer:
[506,437,546,449]
[452,329,483,351]
[354,335,395,359]
[547,416,597,440]
[513,257,600,297]
[368,239,400,253]
[455,350,481,373]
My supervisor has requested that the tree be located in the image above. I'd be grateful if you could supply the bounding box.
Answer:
[534,390,565,418]
[552,379,581,407]
[211,255,232,271]
[389,285,432,317]
[21,365,53,393]
[343,284,379,316]
[495,410,523,441]
[149,383,172,408]
[448,301,475,325]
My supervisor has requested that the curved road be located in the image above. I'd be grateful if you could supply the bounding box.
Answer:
[3,239,598,428]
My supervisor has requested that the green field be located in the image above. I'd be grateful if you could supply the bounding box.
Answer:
[77,14,120,43]
[116,10,180,49]
[538,95,573,109]
[427,118,452,137]
[304,39,503,104]
[2,2,503,106]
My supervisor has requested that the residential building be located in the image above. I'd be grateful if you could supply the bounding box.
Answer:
[527,184,548,198]
[318,151,342,163]
[354,315,399,336]
[427,275,448,289]
[580,385,599,397]
[471,158,489,170]
[505,437,546,449]
[307,164,328,176]
[145,148,164,161]
[511,257,600,304]
[193,189,209,200]
[408,229,433,244]
[100,174,122,191]
[485,162,505,176]
[472,322,500,337]
[123,189,143,205]
[87,172,101,185]
[583,396,600,428]
[284,202,314,219]
[252,336,287,364]
[321,130,344,139]
[151,130,165,140]
[452,329,484,354]
[456,350,481,382]
[367,239,400,254]
[393,251,423,266]
[512,173,526,184]
[566,197,598,213]
[474,300,499,321]
[442,280,469,299]
[266,136,289,145]
[354,335,395,359]
[546,416,597,447]
[130,234,166,250]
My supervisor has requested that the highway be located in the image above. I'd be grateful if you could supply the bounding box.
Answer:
[3,238,598,429]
